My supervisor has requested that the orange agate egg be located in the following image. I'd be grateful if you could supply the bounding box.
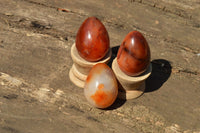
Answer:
[117,31,150,76]
[76,17,110,62]
[84,63,118,108]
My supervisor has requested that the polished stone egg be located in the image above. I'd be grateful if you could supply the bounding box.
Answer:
[117,31,150,76]
[84,63,118,108]
[76,17,110,62]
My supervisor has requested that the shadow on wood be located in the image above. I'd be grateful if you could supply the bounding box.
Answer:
[145,59,172,92]
[108,46,119,68]
[103,98,126,110]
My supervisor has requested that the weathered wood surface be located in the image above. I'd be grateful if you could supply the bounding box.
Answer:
[0,0,199,132]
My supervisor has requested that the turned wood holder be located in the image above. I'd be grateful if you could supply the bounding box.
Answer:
[69,43,112,88]
[112,58,152,100]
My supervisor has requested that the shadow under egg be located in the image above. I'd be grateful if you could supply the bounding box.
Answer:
[145,59,172,92]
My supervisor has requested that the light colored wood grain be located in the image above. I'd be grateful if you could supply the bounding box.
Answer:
[0,0,199,132]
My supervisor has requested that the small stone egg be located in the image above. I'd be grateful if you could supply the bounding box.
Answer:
[84,63,118,109]
[117,31,150,76]
[76,17,110,62]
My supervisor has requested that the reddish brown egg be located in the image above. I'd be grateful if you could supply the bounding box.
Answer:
[117,31,150,76]
[76,17,110,62]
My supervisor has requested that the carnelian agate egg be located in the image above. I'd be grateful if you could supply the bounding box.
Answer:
[117,31,150,76]
[76,17,110,62]
[84,63,118,108]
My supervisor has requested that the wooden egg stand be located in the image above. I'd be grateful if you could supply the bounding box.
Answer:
[69,43,112,88]
[112,58,152,100]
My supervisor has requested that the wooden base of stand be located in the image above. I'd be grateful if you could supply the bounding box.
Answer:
[69,43,112,88]
[112,58,152,100]
[117,82,145,99]
[69,68,85,88]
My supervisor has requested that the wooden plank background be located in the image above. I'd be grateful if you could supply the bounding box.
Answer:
[0,0,199,132]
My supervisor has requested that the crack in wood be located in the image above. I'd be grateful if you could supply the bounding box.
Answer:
[0,13,74,41]
[2,126,20,133]
[3,94,18,100]
[19,0,87,17]
[179,69,198,75]
[172,67,200,78]
[152,60,199,76]
[31,21,52,29]
[127,0,192,20]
